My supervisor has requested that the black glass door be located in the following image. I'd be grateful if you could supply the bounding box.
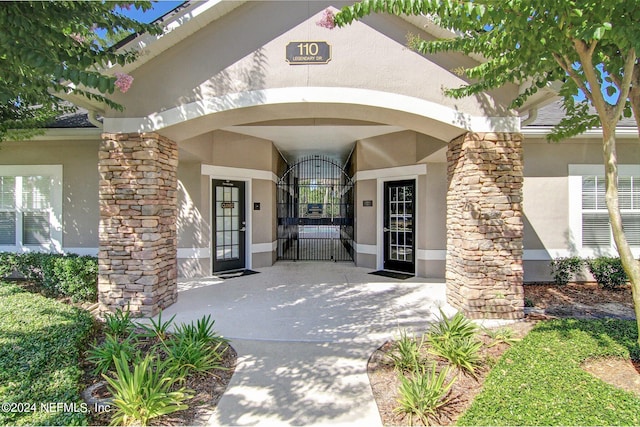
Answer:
[383,180,415,274]
[212,180,246,272]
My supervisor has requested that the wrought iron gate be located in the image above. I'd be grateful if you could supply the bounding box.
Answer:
[277,155,354,261]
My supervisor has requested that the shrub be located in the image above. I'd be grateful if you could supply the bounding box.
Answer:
[428,309,478,342]
[0,252,18,277]
[87,334,138,376]
[140,310,176,341]
[163,334,227,377]
[586,257,628,289]
[387,329,423,373]
[428,336,483,377]
[428,310,482,377]
[395,363,455,426]
[104,306,136,338]
[483,327,520,348]
[104,352,193,426]
[49,255,98,301]
[0,251,98,302]
[172,314,228,346]
[550,256,584,285]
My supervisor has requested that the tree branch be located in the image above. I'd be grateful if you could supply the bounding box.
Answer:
[611,48,636,124]
[552,52,594,104]
[572,38,612,125]
[631,62,640,137]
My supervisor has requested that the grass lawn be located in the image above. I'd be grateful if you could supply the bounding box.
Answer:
[0,281,94,426]
[459,319,640,426]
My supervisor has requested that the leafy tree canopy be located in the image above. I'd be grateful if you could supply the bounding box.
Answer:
[327,0,640,141]
[0,1,162,141]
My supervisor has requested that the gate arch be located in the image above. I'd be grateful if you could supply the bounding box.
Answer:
[277,155,354,261]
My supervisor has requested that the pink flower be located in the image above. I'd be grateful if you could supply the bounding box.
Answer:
[316,9,335,29]
[114,72,134,93]
[70,33,86,44]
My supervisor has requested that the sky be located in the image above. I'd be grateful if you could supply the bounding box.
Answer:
[120,1,186,24]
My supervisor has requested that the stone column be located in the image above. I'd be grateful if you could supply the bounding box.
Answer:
[446,132,524,319]
[98,132,178,317]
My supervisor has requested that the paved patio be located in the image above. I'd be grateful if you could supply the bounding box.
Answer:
[159,262,453,426]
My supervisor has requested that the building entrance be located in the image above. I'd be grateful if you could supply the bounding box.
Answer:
[276,156,354,261]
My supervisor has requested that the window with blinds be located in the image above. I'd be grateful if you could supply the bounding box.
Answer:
[582,175,640,248]
[0,177,16,245]
[0,175,52,246]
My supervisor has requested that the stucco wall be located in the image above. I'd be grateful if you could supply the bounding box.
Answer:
[107,1,514,124]
[177,161,210,278]
[522,137,640,281]
[0,139,99,251]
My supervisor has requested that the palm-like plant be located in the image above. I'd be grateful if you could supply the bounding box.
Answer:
[103,352,193,426]
[395,363,455,426]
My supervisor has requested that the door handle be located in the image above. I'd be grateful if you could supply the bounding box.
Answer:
[240,227,246,232]
[383,227,390,232]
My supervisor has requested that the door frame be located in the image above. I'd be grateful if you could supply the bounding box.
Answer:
[208,176,252,273]
[377,175,419,274]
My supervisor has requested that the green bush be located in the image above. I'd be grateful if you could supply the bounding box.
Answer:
[428,309,478,342]
[104,352,193,426]
[172,314,228,346]
[0,252,18,277]
[550,256,584,285]
[428,336,482,377]
[427,310,482,377]
[586,256,629,289]
[395,363,455,426]
[387,329,423,373]
[0,281,94,426]
[0,251,98,302]
[87,334,138,376]
[103,305,136,338]
[163,334,228,377]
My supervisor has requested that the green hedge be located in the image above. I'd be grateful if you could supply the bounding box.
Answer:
[550,256,630,289]
[0,281,95,426]
[459,319,640,425]
[0,252,98,302]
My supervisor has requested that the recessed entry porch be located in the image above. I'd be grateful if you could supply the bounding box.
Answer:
[163,262,451,343]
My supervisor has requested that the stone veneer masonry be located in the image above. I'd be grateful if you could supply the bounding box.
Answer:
[98,132,178,316]
[446,132,524,319]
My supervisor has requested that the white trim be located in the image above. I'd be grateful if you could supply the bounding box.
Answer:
[569,164,640,176]
[24,128,102,141]
[417,249,446,261]
[0,165,63,253]
[522,127,638,139]
[568,164,640,253]
[201,164,278,183]
[354,164,427,182]
[568,173,583,249]
[177,247,211,259]
[252,241,277,254]
[104,87,520,134]
[523,248,640,260]
[355,243,377,255]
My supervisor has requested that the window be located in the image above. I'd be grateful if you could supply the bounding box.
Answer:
[571,165,640,253]
[0,166,62,251]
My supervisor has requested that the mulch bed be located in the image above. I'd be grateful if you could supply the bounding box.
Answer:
[81,327,237,426]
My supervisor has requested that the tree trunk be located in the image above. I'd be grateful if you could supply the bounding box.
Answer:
[602,126,640,344]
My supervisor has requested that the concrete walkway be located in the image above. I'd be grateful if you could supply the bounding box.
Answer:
[159,262,452,426]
